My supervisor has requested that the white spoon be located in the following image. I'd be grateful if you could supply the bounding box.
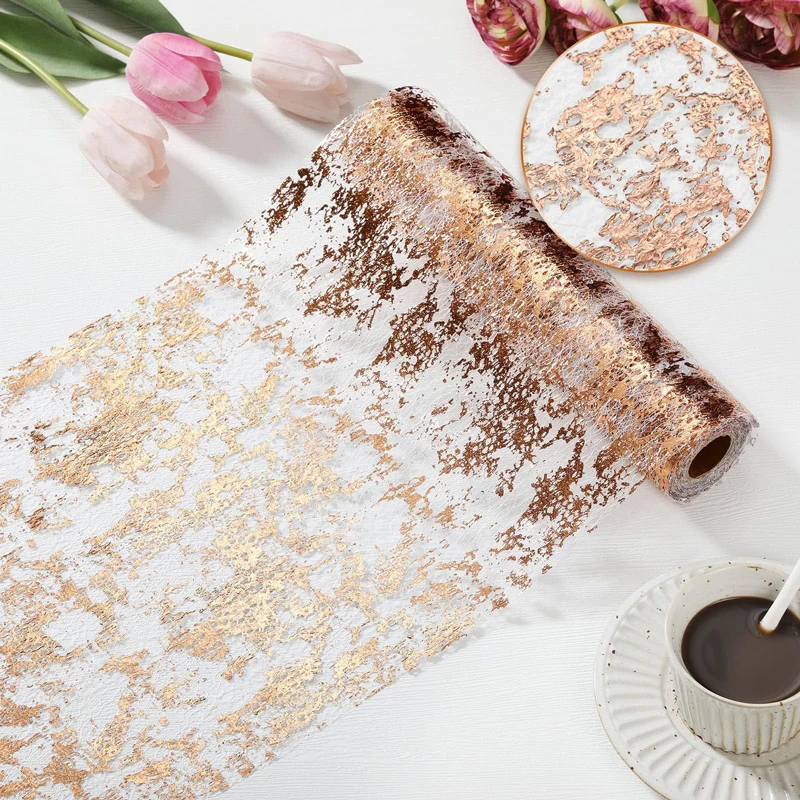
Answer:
[760,557,800,634]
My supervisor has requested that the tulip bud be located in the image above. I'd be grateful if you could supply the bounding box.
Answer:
[545,0,621,54]
[78,96,169,200]
[639,0,721,40]
[717,0,800,68]
[127,33,223,124]
[250,32,361,123]
[467,0,549,64]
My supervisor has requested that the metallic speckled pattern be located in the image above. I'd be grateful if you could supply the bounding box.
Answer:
[522,23,771,272]
[0,88,754,799]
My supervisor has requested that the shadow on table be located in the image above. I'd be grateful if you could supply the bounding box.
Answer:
[178,80,289,165]
[680,436,800,563]
[132,75,389,231]
[489,433,800,633]
[511,46,555,89]
[134,155,227,233]
[259,75,391,135]
[349,76,392,108]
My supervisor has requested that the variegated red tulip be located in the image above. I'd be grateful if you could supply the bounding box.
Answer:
[717,0,800,68]
[545,0,620,54]
[467,0,549,64]
[640,0,720,39]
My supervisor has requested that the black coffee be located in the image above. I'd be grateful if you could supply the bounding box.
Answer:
[682,597,800,704]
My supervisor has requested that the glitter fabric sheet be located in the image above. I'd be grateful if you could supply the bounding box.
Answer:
[0,88,755,799]
[522,23,771,272]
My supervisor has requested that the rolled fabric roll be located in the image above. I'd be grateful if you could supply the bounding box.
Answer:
[0,87,756,800]
[315,87,756,500]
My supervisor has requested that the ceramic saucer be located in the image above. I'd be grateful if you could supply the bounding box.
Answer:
[595,560,800,800]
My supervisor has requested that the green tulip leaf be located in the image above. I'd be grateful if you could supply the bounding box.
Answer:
[0,13,125,78]
[708,0,720,25]
[85,0,185,34]
[7,0,81,39]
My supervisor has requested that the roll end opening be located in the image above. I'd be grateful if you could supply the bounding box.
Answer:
[688,435,732,479]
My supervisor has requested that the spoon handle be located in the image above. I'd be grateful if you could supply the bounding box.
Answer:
[761,558,800,634]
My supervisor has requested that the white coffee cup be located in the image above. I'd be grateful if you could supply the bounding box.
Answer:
[665,560,800,755]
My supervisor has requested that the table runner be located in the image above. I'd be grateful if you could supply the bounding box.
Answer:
[0,87,755,799]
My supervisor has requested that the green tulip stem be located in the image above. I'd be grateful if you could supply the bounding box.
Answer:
[609,0,630,10]
[68,18,251,63]
[69,17,252,63]
[0,37,88,115]
[69,17,133,57]
[189,35,253,62]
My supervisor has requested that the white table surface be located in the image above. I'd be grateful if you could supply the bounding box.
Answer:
[3,1,800,797]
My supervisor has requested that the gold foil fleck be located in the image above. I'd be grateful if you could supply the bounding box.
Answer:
[524,23,771,271]
[0,86,754,800]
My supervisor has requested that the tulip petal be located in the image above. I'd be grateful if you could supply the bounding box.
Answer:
[78,95,169,200]
[127,73,207,123]
[774,22,796,51]
[329,82,353,103]
[144,163,170,189]
[469,0,547,63]
[128,36,209,102]
[253,79,342,122]
[717,0,800,67]
[323,58,348,94]
[99,95,168,141]
[639,0,719,37]
[128,132,170,184]
[146,136,167,172]
[80,111,156,178]
[204,69,223,106]
[552,0,587,14]
[179,98,210,115]
[279,32,362,65]
[79,121,145,200]
[743,8,775,25]
[252,33,339,91]
[151,32,223,71]
[79,146,140,199]
[94,161,145,200]
[584,0,620,25]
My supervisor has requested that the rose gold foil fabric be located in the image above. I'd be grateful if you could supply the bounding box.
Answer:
[522,23,771,272]
[0,88,755,799]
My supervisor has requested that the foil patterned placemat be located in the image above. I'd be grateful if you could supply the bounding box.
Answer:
[522,23,771,272]
[0,87,755,799]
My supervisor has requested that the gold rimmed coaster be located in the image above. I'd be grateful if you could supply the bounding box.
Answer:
[522,23,772,272]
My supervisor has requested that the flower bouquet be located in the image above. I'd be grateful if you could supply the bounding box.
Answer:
[0,0,361,198]
[467,0,800,66]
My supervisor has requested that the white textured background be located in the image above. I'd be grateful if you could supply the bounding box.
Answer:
[2,1,800,797]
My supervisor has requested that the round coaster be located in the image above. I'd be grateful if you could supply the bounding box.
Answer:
[595,559,800,800]
[522,23,772,272]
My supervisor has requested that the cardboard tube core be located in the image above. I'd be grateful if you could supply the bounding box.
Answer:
[689,436,732,479]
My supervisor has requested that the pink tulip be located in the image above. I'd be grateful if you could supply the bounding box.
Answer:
[467,0,548,64]
[126,33,223,124]
[640,0,720,39]
[78,96,169,200]
[546,0,621,54]
[717,0,800,67]
[250,32,362,123]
